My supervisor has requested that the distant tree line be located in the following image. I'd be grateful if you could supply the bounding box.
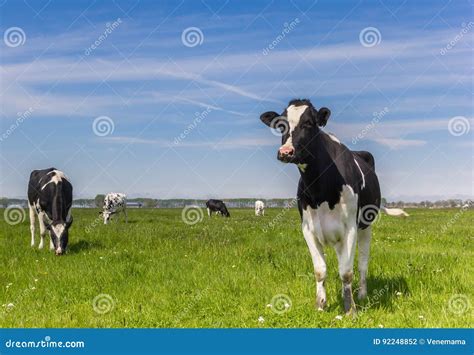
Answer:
[0,196,472,209]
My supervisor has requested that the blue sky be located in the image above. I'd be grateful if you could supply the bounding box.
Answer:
[0,0,472,201]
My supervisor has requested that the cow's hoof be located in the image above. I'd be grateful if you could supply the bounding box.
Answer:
[316,297,326,311]
[345,307,357,317]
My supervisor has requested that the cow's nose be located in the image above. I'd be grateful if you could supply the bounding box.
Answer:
[279,145,294,156]
[55,248,63,256]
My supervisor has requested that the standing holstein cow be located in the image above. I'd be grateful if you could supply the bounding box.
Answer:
[260,99,406,314]
[28,168,73,255]
[100,193,127,224]
[255,200,265,216]
[206,199,230,217]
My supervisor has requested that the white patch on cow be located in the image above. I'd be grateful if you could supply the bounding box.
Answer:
[327,133,341,144]
[51,223,65,238]
[298,163,308,172]
[353,159,366,189]
[301,185,360,312]
[282,104,309,149]
[41,170,68,190]
[302,185,358,247]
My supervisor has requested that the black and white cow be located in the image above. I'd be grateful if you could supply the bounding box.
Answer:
[260,99,404,314]
[28,168,73,255]
[206,199,230,217]
[100,193,127,224]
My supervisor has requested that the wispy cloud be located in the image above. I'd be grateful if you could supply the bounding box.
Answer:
[102,135,276,149]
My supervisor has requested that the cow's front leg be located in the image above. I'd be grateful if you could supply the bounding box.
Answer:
[335,223,358,315]
[38,212,47,249]
[28,204,36,247]
[302,212,327,310]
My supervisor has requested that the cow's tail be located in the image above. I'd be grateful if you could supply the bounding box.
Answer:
[380,206,410,217]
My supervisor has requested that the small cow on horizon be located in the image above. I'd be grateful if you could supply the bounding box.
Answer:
[28,168,73,255]
[206,199,230,217]
[100,193,127,224]
[255,200,265,216]
[260,99,407,314]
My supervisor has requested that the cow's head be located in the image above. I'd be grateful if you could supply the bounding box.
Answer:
[99,210,114,224]
[47,217,73,255]
[260,99,331,164]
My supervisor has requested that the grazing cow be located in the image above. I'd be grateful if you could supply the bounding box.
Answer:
[206,199,230,217]
[260,99,405,314]
[100,193,127,224]
[255,200,265,216]
[28,168,73,255]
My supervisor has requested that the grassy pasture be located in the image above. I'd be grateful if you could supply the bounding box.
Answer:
[0,208,472,328]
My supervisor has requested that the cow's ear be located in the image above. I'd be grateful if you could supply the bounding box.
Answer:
[316,107,331,127]
[98,211,103,215]
[260,111,279,127]
[66,216,73,228]
[45,223,52,231]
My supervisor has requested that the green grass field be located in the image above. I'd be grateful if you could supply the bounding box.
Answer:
[1,207,472,328]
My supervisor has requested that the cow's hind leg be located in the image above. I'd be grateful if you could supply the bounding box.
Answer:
[28,204,36,247]
[335,224,358,315]
[302,211,327,310]
[357,226,371,299]
[123,208,128,223]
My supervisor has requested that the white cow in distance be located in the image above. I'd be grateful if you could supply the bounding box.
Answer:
[255,200,265,216]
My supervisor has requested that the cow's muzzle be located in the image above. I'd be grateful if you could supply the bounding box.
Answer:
[278,145,296,163]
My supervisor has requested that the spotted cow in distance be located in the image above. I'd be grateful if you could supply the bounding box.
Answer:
[260,99,407,314]
[100,193,127,224]
[28,168,73,255]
